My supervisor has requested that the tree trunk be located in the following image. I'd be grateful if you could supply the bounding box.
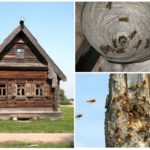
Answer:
[105,74,150,147]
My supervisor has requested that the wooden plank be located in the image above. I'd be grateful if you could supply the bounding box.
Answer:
[0,38,42,64]
[0,71,47,79]
[0,104,52,108]
[25,83,32,96]
[0,100,52,108]
[44,84,50,97]
[31,83,36,96]
[0,25,66,81]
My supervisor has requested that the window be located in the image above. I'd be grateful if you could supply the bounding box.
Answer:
[17,48,24,58]
[0,84,6,96]
[36,85,43,96]
[17,84,25,96]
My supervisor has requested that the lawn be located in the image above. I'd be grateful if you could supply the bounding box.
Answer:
[0,106,73,133]
[0,141,74,148]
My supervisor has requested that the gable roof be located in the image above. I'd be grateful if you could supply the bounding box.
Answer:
[0,21,66,81]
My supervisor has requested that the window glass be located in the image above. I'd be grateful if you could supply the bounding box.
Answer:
[0,84,6,96]
[36,85,43,96]
[17,48,24,58]
[17,84,25,96]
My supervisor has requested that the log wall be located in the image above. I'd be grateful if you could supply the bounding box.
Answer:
[0,69,53,108]
[0,38,42,63]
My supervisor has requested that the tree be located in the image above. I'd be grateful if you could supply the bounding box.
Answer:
[105,74,150,147]
[59,89,68,105]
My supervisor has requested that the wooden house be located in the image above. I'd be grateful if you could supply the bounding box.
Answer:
[0,19,66,120]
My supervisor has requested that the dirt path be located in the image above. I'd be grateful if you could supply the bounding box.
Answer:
[0,133,73,143]
[61,105,74,108]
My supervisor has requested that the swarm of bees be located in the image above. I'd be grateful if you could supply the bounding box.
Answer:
[112,80,149,145]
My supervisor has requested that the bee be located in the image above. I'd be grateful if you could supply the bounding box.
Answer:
[144,113,149,118]
[123,91,128,97]
[134,40,142,50]
[135,92,140,98]
[134,120,149,133]
[116,48,125,53]
[106,2,112,9]
[119,17,129,22]
[137,124,148,133]
[142,80,146,85]
[125,133,132,139]
[128,112,134,119]
[114,127,120,134]
[144,39,150,49]
[76,114,83,118]
[123,99,129,105]
[116,136,122,145]
[128,30,137,40]
[123,99,131,112]
[112,38,117,48]
[112,96,121,102]
[144,135,148,142]
[136,120,142,129]
[86,99,96,103]
[132,104,138,112]
[117,138,121,143]
[134,92,145,101]
[128,86,136,91]
[127,120,131,126]
[127,113,134,126]
[141,96,146,101]
[100,45,110,54]
[136,80,146,88]
[138,106,146,117]
[128,127,133,132]
[116,109,122,118]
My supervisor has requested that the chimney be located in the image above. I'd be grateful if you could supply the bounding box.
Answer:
[20,17,25,28]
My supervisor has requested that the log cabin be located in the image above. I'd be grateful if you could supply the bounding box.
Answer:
[0,19,66,120]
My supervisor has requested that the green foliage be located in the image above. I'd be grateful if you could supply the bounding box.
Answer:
[0,141,74,148]
[0,106,73,133]
[60,89,70,105]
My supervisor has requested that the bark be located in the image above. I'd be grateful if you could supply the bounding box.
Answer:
[105,74,150,147]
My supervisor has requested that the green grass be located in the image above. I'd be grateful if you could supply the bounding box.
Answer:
[0,106,73,133]
[0,141,74,148]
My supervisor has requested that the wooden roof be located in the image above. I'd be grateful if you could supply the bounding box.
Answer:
[0,21,66,81]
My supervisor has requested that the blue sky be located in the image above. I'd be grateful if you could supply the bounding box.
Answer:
[75,74,110,147]
[0,2,74,98]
